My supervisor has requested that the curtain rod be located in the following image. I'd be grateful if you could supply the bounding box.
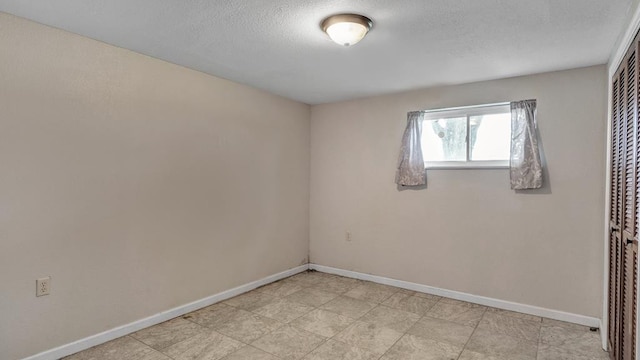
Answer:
[409,101,511,115]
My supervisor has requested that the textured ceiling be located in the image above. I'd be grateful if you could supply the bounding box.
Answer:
[0,0,632,104]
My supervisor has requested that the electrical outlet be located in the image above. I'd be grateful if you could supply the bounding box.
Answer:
[346,231,352,242]
[36,277,51,297]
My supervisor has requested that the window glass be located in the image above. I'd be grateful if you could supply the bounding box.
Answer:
[417,103,511,168]
[422,117,467,162]
[469,113,511,161]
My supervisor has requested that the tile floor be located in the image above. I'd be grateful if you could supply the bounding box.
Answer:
[63,271,608,360]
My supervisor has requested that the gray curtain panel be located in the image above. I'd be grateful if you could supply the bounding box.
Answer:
[395,112,426,186]
[510,99,543,189]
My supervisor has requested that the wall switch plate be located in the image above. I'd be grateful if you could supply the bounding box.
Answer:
[36,277,51,297]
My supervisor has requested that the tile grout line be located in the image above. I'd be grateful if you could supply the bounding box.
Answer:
[259,274,366,359]
[179,298,291,357]
[376,330,407,360]
[179,313,261,348]
[375,296,440,360]
[536,324,542,360]
[294,334,329,360]
[295,285,405,359]
[127,335,179,360]
[454,306,487,360]
[227,273,364,359]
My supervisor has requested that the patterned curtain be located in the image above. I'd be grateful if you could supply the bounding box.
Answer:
[395,112,426,186]
[510,99,543,189]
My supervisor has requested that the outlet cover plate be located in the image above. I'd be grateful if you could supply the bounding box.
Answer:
[36,277,50,297]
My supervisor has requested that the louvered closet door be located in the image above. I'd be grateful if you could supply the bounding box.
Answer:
[609,71,620,357]
[622,240,638,360]
[610,65,626,359]
[621,45,638,360]
[609,32,639,360]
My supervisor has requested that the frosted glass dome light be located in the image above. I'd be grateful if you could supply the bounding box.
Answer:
[321,14,372,47]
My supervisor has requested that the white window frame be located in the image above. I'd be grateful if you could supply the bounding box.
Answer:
[420,102,511,169]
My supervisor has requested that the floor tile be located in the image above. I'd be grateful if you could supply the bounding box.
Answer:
[314,276,362,294]
[257,281,306,298]
[251,325,325,360]
[283,272,336,287]
[406,315,475,346]
[382,292,438,315]
[458,349,504,359]
[476,311,541,342]
[333,320,404,356]
[344,282,399,303]
[437,298,480,306]
[539,324,600,346]
[541,318,592,331]
[214,309,283,343]
[185,303,243,328]
[465,328,537,360]
[427,301,487,327]
[485,307,541,322]
[537,343,609,360]
[130,318,206,350]
[394,288,415,295]
[220,345,280,360]
[411,291,441,301]
[380,333,462,360]
[539,325,603,356]
[394,288,441,300]
[161,329,244,360]
[290,309,355,337]
[63,336,155,360]
[60,272,612,360]
[303,339,379,360]
[224,291,277,310]
[252,298,315,323]
[286,287,340,307]
[359,305,420,332]
[320,296,377,319]
[137,351,173,360]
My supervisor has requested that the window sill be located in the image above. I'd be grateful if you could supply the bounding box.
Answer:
[425,161,509,170]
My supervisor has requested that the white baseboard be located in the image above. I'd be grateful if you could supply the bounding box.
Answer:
[310,264,601,328]
[600,319,607,351]
[24,262,602,360]
[22,264,309,360]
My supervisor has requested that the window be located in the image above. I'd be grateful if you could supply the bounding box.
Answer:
[420,103,511,169]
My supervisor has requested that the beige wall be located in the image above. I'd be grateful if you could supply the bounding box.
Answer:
[0,13,310,360]
[310,65,607,318]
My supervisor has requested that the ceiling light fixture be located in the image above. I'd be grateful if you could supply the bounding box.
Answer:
[321,14,373,47]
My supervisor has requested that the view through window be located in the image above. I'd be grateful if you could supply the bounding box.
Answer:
[420,103,511,168]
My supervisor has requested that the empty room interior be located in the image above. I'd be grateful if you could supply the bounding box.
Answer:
[4,1,640,360]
